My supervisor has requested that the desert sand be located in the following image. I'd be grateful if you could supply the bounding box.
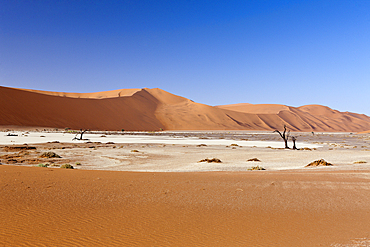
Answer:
[1,131,370,246]
[2,86,370,246]
[1,166,370,246]
[1,86,370,132]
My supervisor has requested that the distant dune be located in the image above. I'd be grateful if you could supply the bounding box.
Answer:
[216,103,370,132]
[1,86,370,132]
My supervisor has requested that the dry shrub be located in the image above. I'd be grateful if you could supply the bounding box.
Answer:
[198,158,222,163]
[40,152,61,158]
[247,158,261,162]
[60,164,74,169]
[306,159,333,167]
[248,165,265,170]
[131,150,139,152]
[301,147,312,151]
[353,161,367,164]
[37,163,49,167]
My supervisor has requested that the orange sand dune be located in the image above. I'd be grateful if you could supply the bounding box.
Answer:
[0,86,163,131]
[358,130,370,134]
[1,86,370,132]
[1,166,370,246]
[17,87,141,98]
[217,103,370,132]
[216,103,289,114]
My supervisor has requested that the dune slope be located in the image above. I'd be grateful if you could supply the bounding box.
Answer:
[1,86,370,132]
[0,86,163,131]
[216,103,370,132]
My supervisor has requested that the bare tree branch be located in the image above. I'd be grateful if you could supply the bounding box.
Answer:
[274,125,290,149]
[72,129,89,141]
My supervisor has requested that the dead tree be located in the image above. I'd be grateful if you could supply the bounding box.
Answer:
[274,125,290,149]
[73,129,89,141]
[79,129,87,140]
[291,136,297,150]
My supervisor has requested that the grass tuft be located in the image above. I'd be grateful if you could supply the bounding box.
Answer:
[353,160,367,164]
[248,165,266,170]
[40,152,61,158]
[37,163,49,167]
[247,158,261,162]
[306,159,333,167]
[60,164,74,169]
[198,158,222,163]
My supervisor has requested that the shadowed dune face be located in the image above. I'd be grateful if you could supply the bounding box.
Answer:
[0,87,164,131]
[1,86,370,132]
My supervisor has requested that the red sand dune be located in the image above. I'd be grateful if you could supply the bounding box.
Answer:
[1,86,370,132]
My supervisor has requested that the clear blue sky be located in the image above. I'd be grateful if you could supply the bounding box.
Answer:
[1,1,370,115]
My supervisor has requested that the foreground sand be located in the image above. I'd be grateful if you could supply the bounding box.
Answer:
[1,131,370,246]
[1,165,370,246]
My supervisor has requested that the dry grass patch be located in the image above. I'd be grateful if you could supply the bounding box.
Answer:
[301,147,313,151]
[198,158,222,163]
[60,164,74,169]
[247,158,261,162]
[306,159,333,167]
[248,165,266,170]
[37,163,49,167]
[196,144,207,147]
[40,152,61,158]
[353,161,367,164]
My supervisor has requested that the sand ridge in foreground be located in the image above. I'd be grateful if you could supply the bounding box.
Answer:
[1,166,370,246]
[1,85,370,132]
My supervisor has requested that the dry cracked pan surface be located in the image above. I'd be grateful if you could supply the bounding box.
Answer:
[1,166,370,246]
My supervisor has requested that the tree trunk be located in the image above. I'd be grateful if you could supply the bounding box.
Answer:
[284,139,289,149]
[292,140,297,150]
[79,129,87,140]
[292,136,297,150]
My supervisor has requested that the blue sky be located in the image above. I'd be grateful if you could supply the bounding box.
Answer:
[1,1,370,115]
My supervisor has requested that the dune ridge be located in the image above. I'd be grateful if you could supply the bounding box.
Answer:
[1,86,370,132]
[16,87,142,98]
